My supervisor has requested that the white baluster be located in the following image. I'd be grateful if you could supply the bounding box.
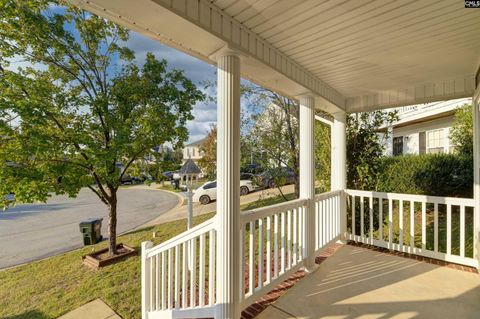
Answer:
[190,238,197,307]
[447,204,452,255]
[434,203,439,253]
[258,218,264,289]
[266,216,272,285]
[208,230,215,306]
[460,205,465,258]
[199,234,206,307]
[421,202,426,250]
[410,201,414,251]
[249,220,255,293]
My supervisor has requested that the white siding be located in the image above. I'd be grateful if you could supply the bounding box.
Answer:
[386,115,455,156]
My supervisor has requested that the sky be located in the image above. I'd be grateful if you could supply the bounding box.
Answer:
[6,5,264,144]
[126,31,265,144]
[126,32,218,144]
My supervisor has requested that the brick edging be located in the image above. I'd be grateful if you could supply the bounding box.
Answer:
[346,241,478,274]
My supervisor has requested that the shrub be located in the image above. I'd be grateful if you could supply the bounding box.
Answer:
[377,153,473,198]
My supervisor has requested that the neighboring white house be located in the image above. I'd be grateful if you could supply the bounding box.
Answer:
[182,138,205,164]
[383,98,472,156]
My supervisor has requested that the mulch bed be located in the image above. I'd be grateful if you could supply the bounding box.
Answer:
[82,243,136,270]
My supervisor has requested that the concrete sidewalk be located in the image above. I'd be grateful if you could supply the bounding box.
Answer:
[58,299,121,319]
[140,184,295,227]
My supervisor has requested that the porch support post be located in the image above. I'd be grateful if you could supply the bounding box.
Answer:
[331,112,347,238]
[299,94,316,270]
[215,51,241,318]
[473,86,480,269]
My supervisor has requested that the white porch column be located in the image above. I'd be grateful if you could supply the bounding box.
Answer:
[215,51,241,318]
[299,94,316,269]
[473,85,480,269]
[331,112,347,238]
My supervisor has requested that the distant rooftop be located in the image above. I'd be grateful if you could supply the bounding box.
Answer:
[380,97,472,130]
[185,138,206,147]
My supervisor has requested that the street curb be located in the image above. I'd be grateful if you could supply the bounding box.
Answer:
[160,189,184,210]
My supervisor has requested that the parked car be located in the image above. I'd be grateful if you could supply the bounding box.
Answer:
[162,171,175,181]
[121,175,144,185]
[240,172,255,181]
[256,167,296,189]
[193,180,254,205]
[241,163,264,175]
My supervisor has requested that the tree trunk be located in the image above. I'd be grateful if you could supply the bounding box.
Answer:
[108,192,118,256]
[294,178,300,199]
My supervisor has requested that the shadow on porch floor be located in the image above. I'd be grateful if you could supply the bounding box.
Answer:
[256,245,480,319]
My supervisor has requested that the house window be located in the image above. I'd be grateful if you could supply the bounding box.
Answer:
[187,148,190,157]
[426,129,445,153]
[393,136,403,156]
[192,148,196,157]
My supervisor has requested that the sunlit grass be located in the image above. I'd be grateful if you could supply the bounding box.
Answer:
[0,192,294,319]
[347,198,475,258]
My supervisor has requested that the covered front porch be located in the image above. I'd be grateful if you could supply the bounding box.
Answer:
[256,244,480,319]
[66,1,480,318]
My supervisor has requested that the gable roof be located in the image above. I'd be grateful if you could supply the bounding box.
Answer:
[179,159,202,175]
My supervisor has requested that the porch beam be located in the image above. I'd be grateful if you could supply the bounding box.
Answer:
[215,50,241,318]
[67,0,346,112]
[299,94,316,270]
[346,76,476,113]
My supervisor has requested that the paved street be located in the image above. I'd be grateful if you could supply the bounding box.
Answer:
[0,186,179,269]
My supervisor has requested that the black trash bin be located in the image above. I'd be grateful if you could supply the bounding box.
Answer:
[79,218,103,246]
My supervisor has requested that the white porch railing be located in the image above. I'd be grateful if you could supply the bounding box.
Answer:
[141,190,342,318]
[345,189,478,268]
[142,189,479,318]
[141,219,217,319]
[315,190,343,253]
[239,198,308,309]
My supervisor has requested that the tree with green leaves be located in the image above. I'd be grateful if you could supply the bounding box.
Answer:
[242,85,300,198]
[315,112,331,193]
[198,125,217,179]
[450,103,473,156]
[347,111,397,190]
[0,0,204,255]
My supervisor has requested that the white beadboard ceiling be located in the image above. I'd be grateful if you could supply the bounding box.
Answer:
[69,0,480,112]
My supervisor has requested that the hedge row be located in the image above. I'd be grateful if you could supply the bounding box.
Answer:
[376,153,473,198]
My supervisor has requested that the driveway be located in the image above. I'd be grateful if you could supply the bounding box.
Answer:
[0,186,179,269]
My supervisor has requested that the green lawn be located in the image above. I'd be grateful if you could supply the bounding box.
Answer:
[0,193,294,319]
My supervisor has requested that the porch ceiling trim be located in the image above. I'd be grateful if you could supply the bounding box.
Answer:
[346,75,476,113]
[68,0,346,112]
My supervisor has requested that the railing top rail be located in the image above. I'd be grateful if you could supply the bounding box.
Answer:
[145,218,215,258]
[345,189,475,206]
[314,189,343,201]
[240,198,308,224]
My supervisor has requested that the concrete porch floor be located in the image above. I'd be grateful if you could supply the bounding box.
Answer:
[257,245,480,319]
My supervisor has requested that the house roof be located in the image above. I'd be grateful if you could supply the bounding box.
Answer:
[383,97,472,130]
[185,138,206,147]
